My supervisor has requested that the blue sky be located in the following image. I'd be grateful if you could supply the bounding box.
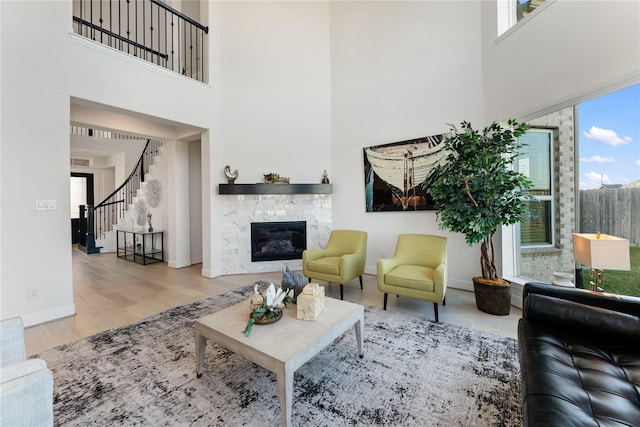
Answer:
[578,84,640,189]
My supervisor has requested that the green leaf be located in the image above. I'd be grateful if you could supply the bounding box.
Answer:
[243,318,255,337]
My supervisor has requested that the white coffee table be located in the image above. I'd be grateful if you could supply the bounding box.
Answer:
[195,296,364,427]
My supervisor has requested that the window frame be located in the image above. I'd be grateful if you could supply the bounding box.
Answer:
[497,0,555,38]
[516,128,555,249]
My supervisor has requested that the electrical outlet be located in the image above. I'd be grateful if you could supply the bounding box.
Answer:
[28,288,39,300]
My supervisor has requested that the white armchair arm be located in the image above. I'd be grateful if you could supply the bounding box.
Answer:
[1,361,54,426]
[1,317,54,426]
[1,317,26,367]
[1,359,48,383]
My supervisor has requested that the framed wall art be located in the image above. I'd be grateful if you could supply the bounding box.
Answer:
[363,133,448,212]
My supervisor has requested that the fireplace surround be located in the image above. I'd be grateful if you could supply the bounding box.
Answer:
[251,221,307,262]
[218,193,331,274]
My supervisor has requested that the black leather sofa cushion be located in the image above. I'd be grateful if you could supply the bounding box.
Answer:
[518,283,640,427]
[524,293,640,341]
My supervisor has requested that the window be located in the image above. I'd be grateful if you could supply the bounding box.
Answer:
[516,129,554,247]
[497,0,548,36]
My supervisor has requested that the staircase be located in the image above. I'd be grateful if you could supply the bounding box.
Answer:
[84,138,166,253]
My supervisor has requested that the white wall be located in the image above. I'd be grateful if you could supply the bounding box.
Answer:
[481,0,640,122]
[1,1,75,324]
[329,1,485,288]
[189,141,203,264]
[210,1,332,185]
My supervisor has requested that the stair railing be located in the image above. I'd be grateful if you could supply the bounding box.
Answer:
[72,0,209,82]
[90,138,164,242]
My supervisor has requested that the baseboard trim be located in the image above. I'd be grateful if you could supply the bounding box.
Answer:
[168,259,193,269]
[22,304,76,327]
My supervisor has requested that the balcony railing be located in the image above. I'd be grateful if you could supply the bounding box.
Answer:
[72,0,208,82]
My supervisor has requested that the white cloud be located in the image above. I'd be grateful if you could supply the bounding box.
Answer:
[582,126,631,146]
[579,155,614,163]
[636,159,640,167]
[584,170,611,188]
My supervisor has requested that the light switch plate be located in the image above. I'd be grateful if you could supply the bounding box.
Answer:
[36,200,57,211]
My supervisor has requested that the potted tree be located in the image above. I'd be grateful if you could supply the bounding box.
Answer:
[424,120,532,315]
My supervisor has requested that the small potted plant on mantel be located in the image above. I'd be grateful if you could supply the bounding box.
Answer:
[263,173,290,184]
[424,120,532,315]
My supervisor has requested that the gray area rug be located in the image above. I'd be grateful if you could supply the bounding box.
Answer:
[38,284,522,426]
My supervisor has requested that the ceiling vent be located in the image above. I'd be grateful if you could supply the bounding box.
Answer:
[70,157,92,167]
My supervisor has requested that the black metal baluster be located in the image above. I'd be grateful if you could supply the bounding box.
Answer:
[176,19,182,74]
[108,0,112,47]
[90,0,94,40]
[149,1,153,64]
[116,0,120,50]
[196,25,204,81]
[78,0,83,36]
[189,23,193,78]
[157,4,161,65]
[126,0,130,54]
[99,0,103,43]
[170,13,175,72]
[182,19,186,75]
[142,0,146,61]
[134,0,138,57]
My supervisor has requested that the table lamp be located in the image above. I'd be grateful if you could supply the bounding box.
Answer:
[572,233,630,292]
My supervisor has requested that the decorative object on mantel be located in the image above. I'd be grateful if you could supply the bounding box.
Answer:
[297,283,325,321]
[322,170,330,184]
[224,165,238,184]
[146,212,153,232]
[263,173,290,184]
[243,282,294,336]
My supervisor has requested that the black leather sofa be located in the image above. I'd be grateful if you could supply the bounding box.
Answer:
[518,282,640,426]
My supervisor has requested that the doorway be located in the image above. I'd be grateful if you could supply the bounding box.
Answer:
[70,173,94,244]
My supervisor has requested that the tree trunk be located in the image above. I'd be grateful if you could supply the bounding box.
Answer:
[479,230,499,280]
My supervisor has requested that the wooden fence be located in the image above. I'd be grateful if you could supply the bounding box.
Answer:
[580,187,640,245]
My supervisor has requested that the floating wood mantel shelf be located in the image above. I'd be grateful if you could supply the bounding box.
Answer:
[218,183,333,195]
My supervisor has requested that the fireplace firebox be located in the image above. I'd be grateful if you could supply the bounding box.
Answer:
[250,221,307,262]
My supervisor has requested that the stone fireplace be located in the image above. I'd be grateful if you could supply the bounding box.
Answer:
[218,193,332,274]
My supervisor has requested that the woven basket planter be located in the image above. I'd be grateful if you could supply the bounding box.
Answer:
[473,278,511,315]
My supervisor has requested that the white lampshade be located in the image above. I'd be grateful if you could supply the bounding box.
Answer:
[572,233,631,270]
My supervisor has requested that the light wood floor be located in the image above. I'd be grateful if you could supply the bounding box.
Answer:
[24,247,521,356]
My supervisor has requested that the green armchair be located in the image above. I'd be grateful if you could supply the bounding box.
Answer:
[377,234,447,321]
[302,229,368,300]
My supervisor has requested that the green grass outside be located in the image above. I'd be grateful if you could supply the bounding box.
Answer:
[581,246,640,297]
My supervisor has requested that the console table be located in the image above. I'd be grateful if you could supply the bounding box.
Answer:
[116,229,164,265]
